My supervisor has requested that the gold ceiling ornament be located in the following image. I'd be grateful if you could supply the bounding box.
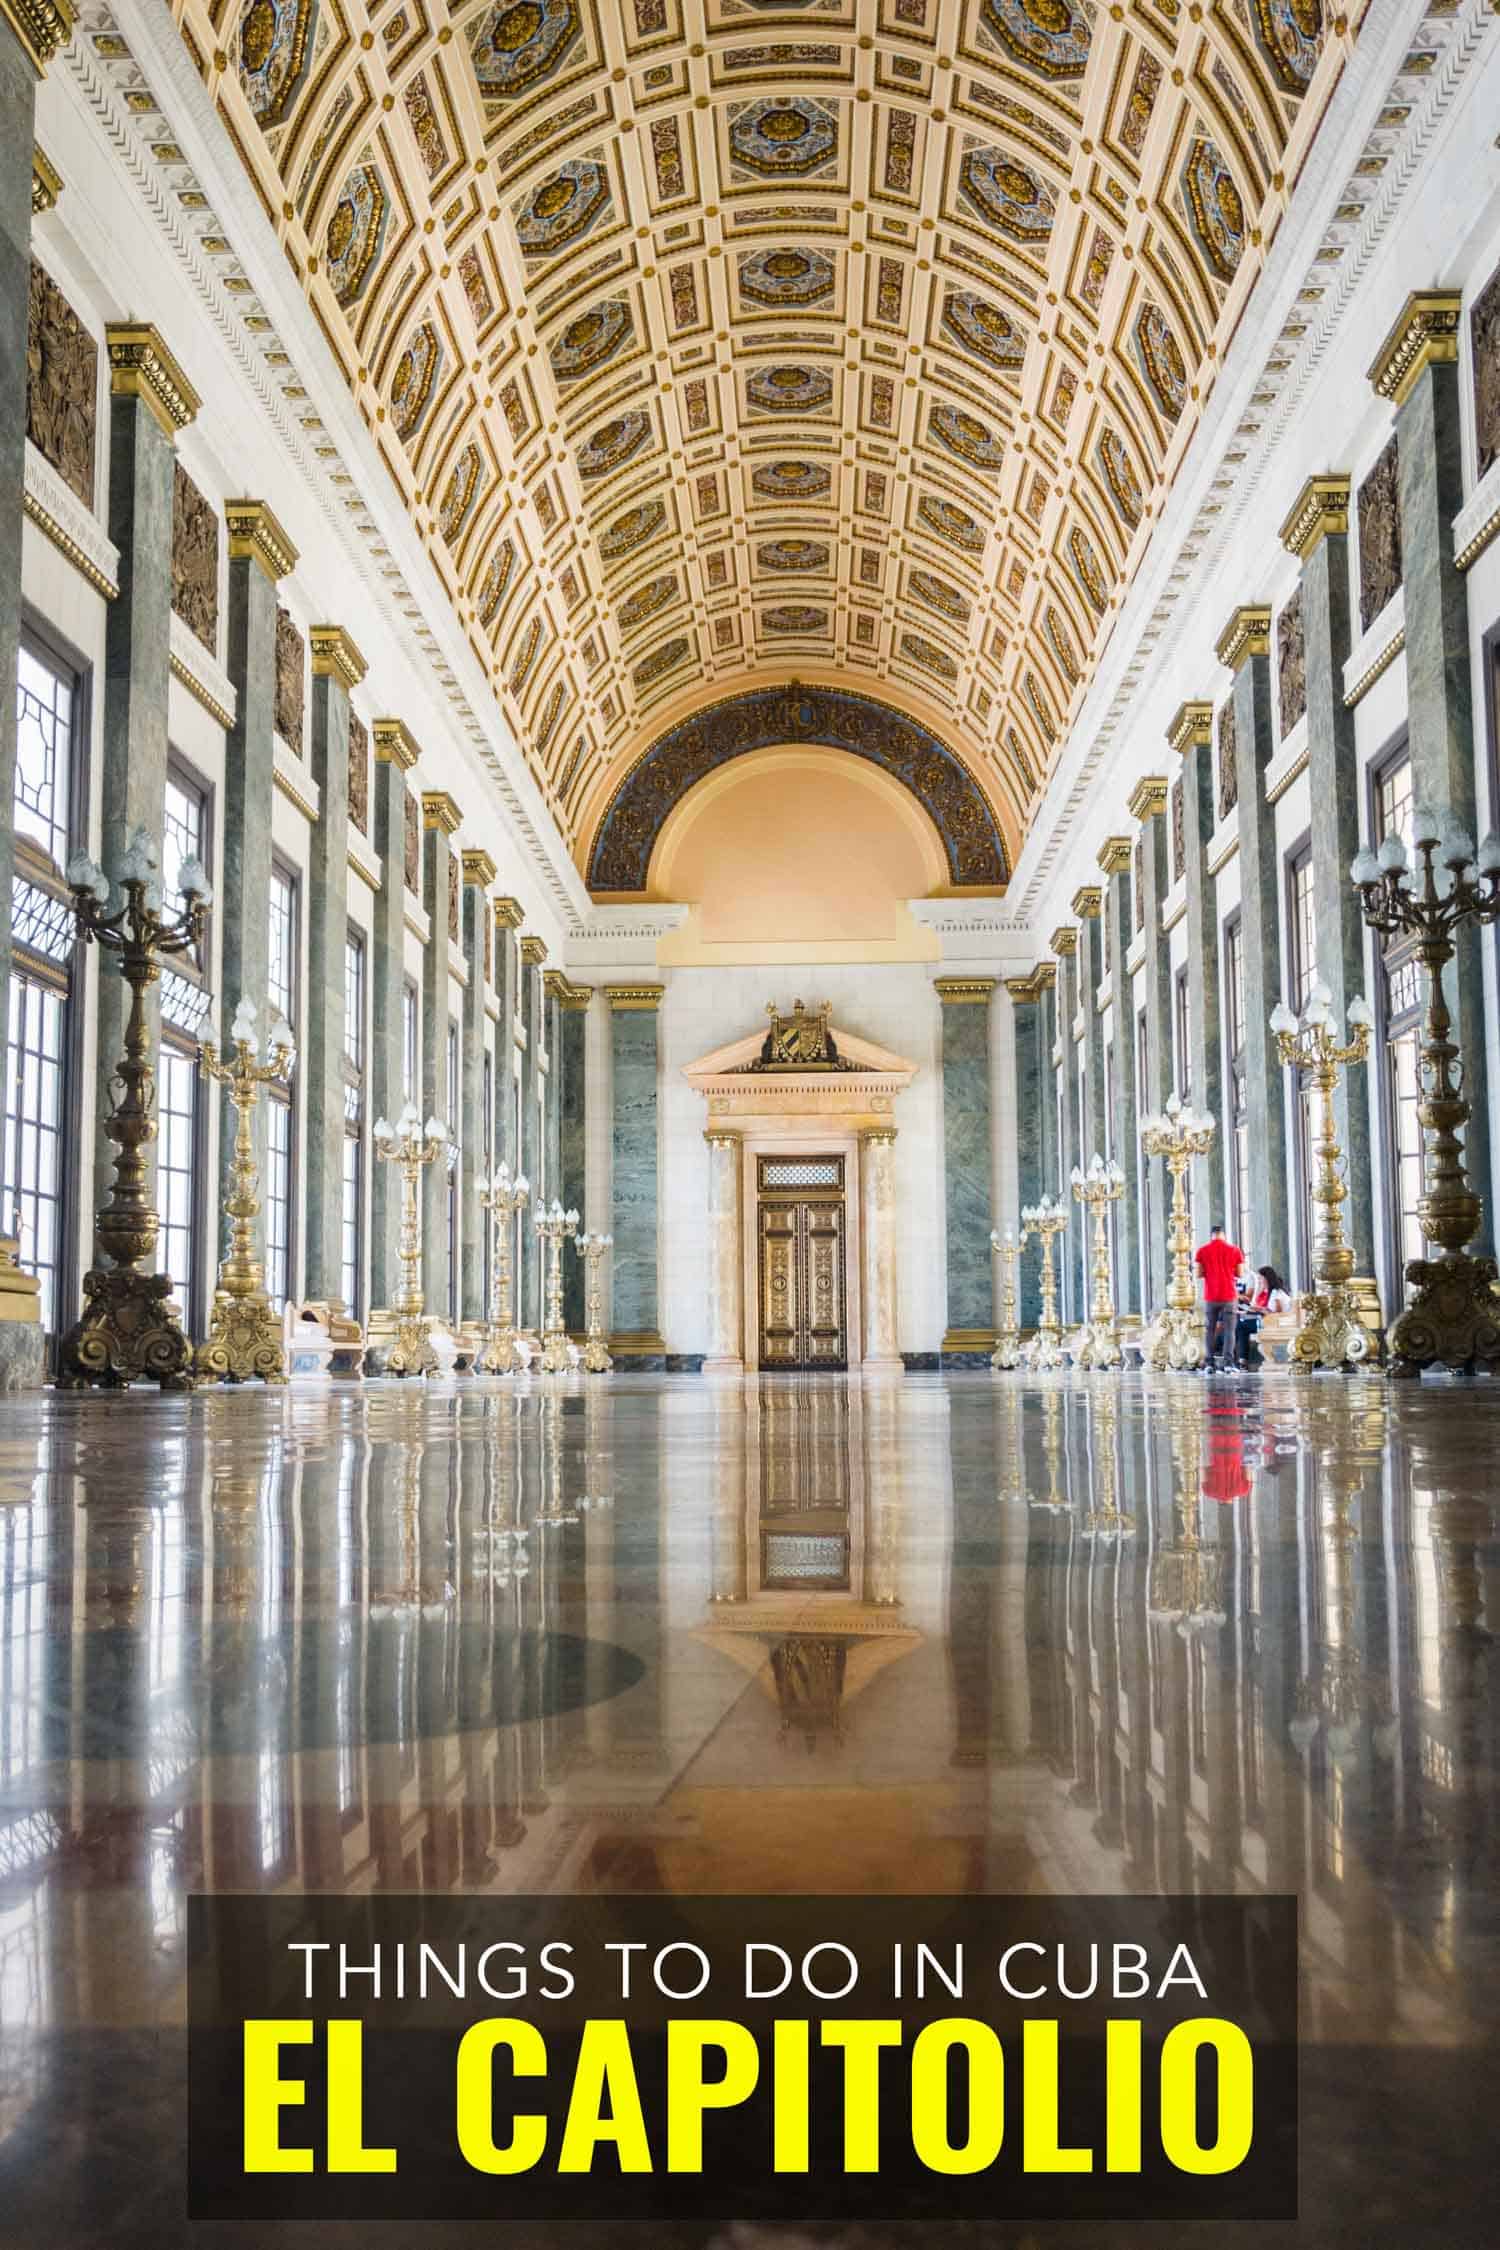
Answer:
[309,624,368,690]
[1,0,75,76]
[1097,835,1133,875]
[460,847,498,887]
[1279,473,1351,560]
[604,984,664,1011]
[1367,290,1463,408]
[1214,604,1273,671]
[421,790,463,834]
[31,144,61,214]
[1127,774,1170,821]
[1070,885,1103,920]
[226,498,298,582]
[372,717,420,770]
[105,322,199,438]
[1167,699,1215,757]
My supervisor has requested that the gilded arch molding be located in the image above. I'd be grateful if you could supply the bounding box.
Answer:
[586,685,1009,896]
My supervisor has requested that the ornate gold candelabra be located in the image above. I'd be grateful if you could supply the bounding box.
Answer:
[1288,1399,1395,1765]
[372,1102,453,1376]
[1352,815,1500,1375]
[195,997,295,1384]
[477,1163,529,1372]
[1140,1096,1217,1371]
[533,1199,580,1373]
[1082,1383,1132,1540]
[1070,1155,1126,1369]
[1148,1401,1224,1626]
[575,1230,613,1372]
[988,1225,1022,1370]
[1270,981,1380,1371]
[56,828,211,1390]
[1021,1194,1069,1371]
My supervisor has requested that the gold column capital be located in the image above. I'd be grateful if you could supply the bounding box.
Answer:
[1167,699,1213,757]
[1004,962,1056,1001]
[1050,926,1079,959]
[1128,774,1169,821]
[492,895,525,930]
[1097,835,1132,875]
[703,1127,742,1148]
[372,717,420,771]
[1,0,75,76]
[310,624,367,689]
[226,499,298,581]
[605,983,663,1011]
[1070,884,1103,920]
[106,323,199,439]
[1368,290,1462,407]
[1279,474,1351,559]
[1214,604,1272,670]
[934,976,997,1004]
[460,847,497,887]
[520,934,549,967]
[543,970,593,1009]
[31,145,61,213]
[859,1125,898,1145]
[421,790,463,835]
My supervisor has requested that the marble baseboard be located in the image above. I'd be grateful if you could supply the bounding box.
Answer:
[941,1350,994,1369]
[901,1350,941,1371]
[664,1353,705,1374]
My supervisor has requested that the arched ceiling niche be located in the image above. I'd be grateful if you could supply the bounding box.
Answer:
[183,1,1349,854]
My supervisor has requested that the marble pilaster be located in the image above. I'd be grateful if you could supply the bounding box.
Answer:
[519,936,545,1332]
[1131,777,1174,1309]
[1006,968,1052,1331]
[303,626,363,1303]
[493,899,524,1316]
[1221,607,1290,1271]
[1377,297,1491,1249]
[937,977,997,1363]
[703,1128,744,1373]
[218,501,295,1252]
[1284,477,1376,1275]
[551,975,591,1334]
[606,985,665,1364]
[1051,932,1083,1324]
[420,794,460,1317]
[368,722,418,1311]
[1099,842,1140,1316]
[1172,704,1223,1224]
[96,326,198,1221]
[1074,890,1106,1162]
[459,850,496,1324]
[859,1126,901,1369]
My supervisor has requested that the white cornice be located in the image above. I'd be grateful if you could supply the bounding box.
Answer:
[1342,586,1407,708]
[169,609,235,731]
[23,439,117,599]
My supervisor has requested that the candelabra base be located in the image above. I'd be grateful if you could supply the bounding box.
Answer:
[478,1325,525,1374]
[582,1335,614,1373]
[539,1328,576,1374]
[1022,1325,1067,1372]
[1073,1319,1123,1370]
[1291,1284,1375,1374]
[990,1329,1022,1371]
[1143,1303,1206,1372]
[387,1311,437,1378]
[1387,1252,1500,1378]
[55,1266,194,1391]
[196,1284,286,1384]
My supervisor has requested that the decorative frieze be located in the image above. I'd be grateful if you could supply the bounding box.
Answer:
[1368,289,1462,408]
[1279,473,1351,560]
[226,498,297,582]
[1357,436,1402,631]
[171,461,217,653]
[1277,590,1306,737]
[309,624,367,692]
[274,607,304,755]
[105,323,199,437]
[1214,604,1270,671]
[27,260,95,508]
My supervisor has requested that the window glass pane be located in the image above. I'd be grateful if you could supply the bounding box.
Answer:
[268,869,297,1028]
[341,1133,361,1317]
[1377,756,1413,850]
[266,1096,292,1310]
[343,932,365,1072]
[1390,1026,1425,1276]
[403,984,418,1103]
[1287,851,1316,1011]
[155,1045,199,1332]
[4,972,67,1334]
[162,775,204,916]
[14,645,73,870]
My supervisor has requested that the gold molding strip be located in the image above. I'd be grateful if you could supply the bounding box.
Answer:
[169,649,231,730]
[934,976,996,1003]
[1128,775,1169,821]
[1456,493,1500,573]
[225,498,297,582]
[1280,474,1351,559]
[272,761,318,823]
[1368,290,1462,407]
[22,488,114,600]
[309,623,367,689]
[1167,699,1213,756]
[605,983,663,1010]
[1214,604,1271,670]
[31,145,61,214]
[460,847,497,887]
[105,323,199,438]
[1343,627,1405,709]
[421,790,462,834]
[1,0,76,77]
[372,718,419,770]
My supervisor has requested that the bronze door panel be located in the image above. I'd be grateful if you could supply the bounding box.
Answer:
[756,1189,847,1370]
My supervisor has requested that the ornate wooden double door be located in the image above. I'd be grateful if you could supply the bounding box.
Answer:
[756,1155,848,1371]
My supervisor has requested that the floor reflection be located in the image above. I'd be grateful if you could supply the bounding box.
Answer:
[0,1369,1496,2242]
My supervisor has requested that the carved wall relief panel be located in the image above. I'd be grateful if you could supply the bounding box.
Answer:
[1217,700,1238,822]
[348,713,369,835]
[1474,258,1500,481]
[171,463,219,652]
[1277,589,1306,738]
[448,852,460,943]
[403,790,421,894]
[27,260,97,508]
[1170,774,1185,883]
[1357,436,1401,633]
[1133,836,1145,931]
[275,608,305,755]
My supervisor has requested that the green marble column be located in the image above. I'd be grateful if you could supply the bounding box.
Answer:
[420,794,460,1317]
[96,327,199,1221]
[1172,702,1223,1226]
[458,850,495,1324]
[218,502,295,1253]
[1099,840,1140,1315]
[1131,776,1174,1309]
[606,985,665,1366]
[937,977,997,1364]
[552,976,591,1335]
[1007,966,1053,1331]
[1220,606,1290,1273]
[493,899,523,1172]
[1075,891,1106,1164]
[1051,930,1083,1324]
[519,935,546,1332]
[1379,296,1491,1251]
[303,626,362,1303]
[368,722,418,1311]
[1282,476,1376,1277]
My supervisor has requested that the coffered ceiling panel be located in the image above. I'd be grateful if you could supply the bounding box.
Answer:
[171,0,1354,885]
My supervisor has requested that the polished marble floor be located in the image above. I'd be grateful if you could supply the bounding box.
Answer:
[0,1369,1496,2244]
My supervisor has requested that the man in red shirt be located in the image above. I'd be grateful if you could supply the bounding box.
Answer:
[1195,1222,1244,1372]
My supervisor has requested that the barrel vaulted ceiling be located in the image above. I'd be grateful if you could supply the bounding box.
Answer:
[164,0,1355,886]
